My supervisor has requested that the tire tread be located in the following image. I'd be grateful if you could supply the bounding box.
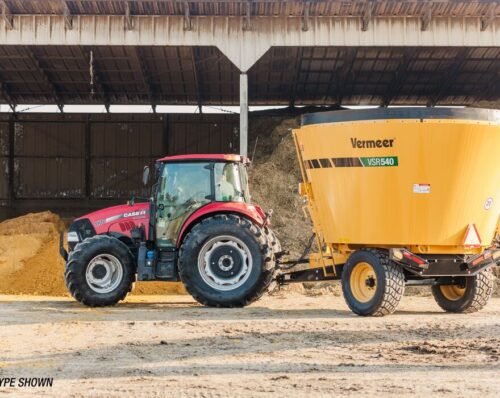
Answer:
[178,214,274,308]
[64,235,135,307]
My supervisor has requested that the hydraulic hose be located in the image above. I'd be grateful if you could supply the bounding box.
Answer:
[278,233,316,270]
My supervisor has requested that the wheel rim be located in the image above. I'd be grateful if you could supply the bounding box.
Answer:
[197,235,253,291]
[439,284,466,301]
[85,254,124,294]
[350,262,377,303]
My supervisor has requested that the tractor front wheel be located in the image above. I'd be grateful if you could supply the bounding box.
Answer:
[64,235,135,307]
[431,270,494,313]
[178,214,274,307]
[342,249,405,316]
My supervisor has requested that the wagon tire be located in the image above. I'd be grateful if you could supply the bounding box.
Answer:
[342,249,405,316]
[431,269,494,313]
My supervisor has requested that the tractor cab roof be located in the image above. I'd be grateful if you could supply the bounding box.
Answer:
[156,154,249,163]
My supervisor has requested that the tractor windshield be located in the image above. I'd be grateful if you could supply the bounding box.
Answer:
[214,162,250,203]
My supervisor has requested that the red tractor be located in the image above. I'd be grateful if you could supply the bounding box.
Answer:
[60,154,280,307]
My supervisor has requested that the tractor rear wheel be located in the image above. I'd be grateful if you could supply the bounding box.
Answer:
[431,269,494,313]
[178,214,274,307]
[64,235,135,307]
[264,226,282,256]
[341,249,405,316]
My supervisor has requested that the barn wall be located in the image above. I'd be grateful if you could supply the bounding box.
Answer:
[0,113,239,219]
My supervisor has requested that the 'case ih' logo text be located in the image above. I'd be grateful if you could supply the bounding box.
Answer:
[351,138,395,149]
[124,210,147,218]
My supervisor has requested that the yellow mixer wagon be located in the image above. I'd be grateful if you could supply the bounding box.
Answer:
[278,107,500,316]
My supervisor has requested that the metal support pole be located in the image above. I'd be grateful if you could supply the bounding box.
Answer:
[7,114,15,212]
[239,73,248,157]
[84,115,91,201]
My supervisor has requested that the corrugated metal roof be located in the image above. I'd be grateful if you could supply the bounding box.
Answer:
[0,45,497,107]
[0,1,498,108]
[3,1,499,17]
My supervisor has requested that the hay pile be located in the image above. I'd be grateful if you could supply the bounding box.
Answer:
[248,116,312,256]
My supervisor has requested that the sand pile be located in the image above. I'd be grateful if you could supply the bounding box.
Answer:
[0,211,67,295]
[0,211,185,296]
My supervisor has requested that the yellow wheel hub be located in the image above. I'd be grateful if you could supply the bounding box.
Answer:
[439,284,466,301]
[350,262,377,303]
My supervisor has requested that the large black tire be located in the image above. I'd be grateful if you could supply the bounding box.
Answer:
[341,249,405,316]
[264,226,282,256]
[431,269,494,313]
[64,235,135,307]
[178,214,274,307]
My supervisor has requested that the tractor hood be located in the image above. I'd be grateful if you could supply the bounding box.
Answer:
[74,201,151,237]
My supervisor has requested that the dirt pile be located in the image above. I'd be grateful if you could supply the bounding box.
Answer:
[0,211,185,296]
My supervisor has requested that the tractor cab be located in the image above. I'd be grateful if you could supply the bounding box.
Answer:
[153,155,251,249]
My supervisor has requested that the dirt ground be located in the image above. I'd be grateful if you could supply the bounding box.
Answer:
[0,293,498,397]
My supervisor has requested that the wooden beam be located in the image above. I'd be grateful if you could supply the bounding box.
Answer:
[191,47,203,112]
[428,48,468,106]
[183,1,192,31]
[26,49,65,112]
[289,48,304,108]
[0,82,15,112]
[421,1,433,31]
[88,49,111,111]
[382,49,416,106]
[481,2,497,31]
[62,1,73,30]
[243,0,252,31]
[361,1,372,31]
[132,47,157,110]
[124,1,133,30]
[336,48,358,105]
[480,69,499,101]
[302,1,310,32]
[1,0,13,30]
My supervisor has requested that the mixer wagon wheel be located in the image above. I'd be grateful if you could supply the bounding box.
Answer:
[431,269,494,313]
[178,214,275,307]
[341,249,405,316]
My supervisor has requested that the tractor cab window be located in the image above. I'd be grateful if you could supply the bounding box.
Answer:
[156,162,211,248]
[214,162,248,202]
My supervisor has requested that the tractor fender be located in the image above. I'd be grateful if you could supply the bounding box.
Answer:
[176,202,267,248]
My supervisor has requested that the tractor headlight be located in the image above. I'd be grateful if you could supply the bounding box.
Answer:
[67,231,80,243]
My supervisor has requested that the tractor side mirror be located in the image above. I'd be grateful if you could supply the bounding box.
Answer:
[142,166,150,186]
